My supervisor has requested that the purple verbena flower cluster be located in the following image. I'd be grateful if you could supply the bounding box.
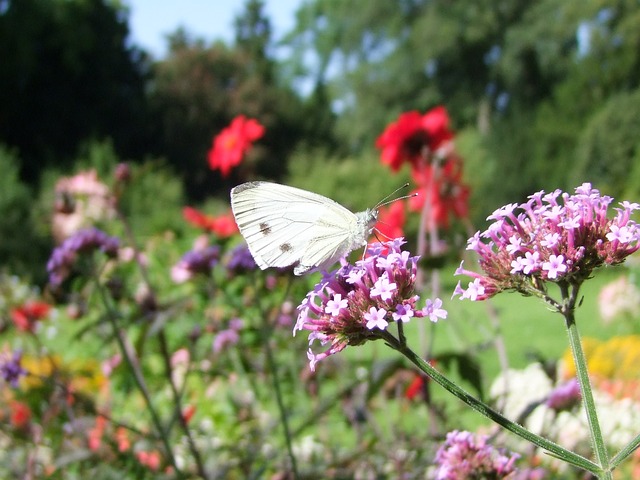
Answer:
[455,183,640,301]
[545,378,581,411]
[294,238,447,371]
[434,430,519,480]
[47,228,120,287]
[171,245,220,283]
[0,350,27,388]
[226,244,257,273]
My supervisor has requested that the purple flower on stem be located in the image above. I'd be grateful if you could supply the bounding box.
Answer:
[422,298,448,322]
[294,238,446,371]
[434,430,519,479]
[0,350,27,387]
[47,228,120,287]
[213,318,244,353]
[227,244,257,273]
[455,183,640,301]
[171,245,220,283]
[546,378,581,411]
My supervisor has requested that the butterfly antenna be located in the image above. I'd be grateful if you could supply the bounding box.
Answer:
[373,225,392,241]
[374,183,419,209]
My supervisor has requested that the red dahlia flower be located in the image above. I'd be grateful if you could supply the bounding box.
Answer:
[376,106,454,171]
[207,115,265,177]
[182,207,238,237]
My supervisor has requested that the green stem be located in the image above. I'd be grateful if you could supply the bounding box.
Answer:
[611,433,640,470]
[261,281,299,479]
[379,330,602,476]
[113,206,200,477]
[561,282,611,479]
[96,281,183,478]
[158,331,209,479]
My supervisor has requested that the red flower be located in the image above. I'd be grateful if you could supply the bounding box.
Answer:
[137,450,161,471]
[183,207,238,237]
[405,374,426,400]
[422,105,453,151]
[375,201,406,240]
[409,157,469,228]
[182,404,196,424]
[376,106,454,171]
[10,301,51,332]
[375,111,425,171]
[88,415,107,451]
[10,400,31,428]
[207,115,265,177]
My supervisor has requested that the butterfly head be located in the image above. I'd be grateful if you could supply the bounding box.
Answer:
[356,208,379,235]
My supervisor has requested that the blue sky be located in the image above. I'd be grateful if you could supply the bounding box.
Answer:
[126,0,302,58]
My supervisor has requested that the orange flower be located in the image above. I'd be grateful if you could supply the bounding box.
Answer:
[10,301,51,332]
[207,115,265,177]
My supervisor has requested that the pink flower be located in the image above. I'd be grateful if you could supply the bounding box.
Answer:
[364,307,389,330]
[52,170,115,242]
[455,184,640,301]
[434,430,519,479]
[294,238,446,370]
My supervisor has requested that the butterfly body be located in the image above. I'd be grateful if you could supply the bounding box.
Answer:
[230,181,378,275]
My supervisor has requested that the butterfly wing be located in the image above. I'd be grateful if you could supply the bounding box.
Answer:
[230,182,362,274]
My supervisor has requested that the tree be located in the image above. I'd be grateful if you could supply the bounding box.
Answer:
[0,0,150,183]
[283,0,532,148]
[148,1,318,200]
[573,88,640,199]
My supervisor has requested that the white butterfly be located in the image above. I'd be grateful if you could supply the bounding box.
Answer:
[230,182,379,275]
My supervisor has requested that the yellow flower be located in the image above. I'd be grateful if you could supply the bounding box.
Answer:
[20,355,106,396]
[561,335,640,398]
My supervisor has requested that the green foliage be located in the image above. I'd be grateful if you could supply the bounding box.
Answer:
[573,88,640,199]
[284,147,410,211]
[118,160,186,237]
[0,146,49,281]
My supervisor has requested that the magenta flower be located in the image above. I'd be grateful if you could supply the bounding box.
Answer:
[294,239,447,371]
[434,430,519,479]
[455,184,640,301]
